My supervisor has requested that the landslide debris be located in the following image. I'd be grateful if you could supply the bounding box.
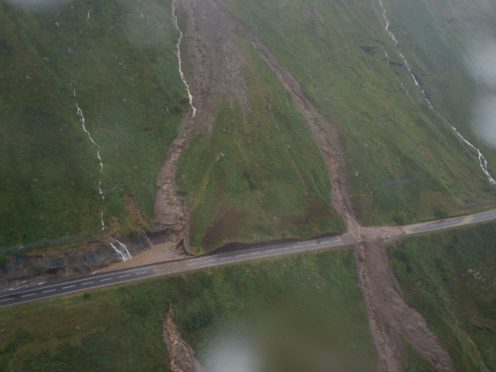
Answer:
[212,1,455,370]
[153,0,248,253]
[163,307,205,372]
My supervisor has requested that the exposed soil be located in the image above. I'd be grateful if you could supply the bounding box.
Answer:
[216,4,358,235]
[202,208,247,250]
[153,0,248,254]
[98,241,181,272]
[0,233,151,291]
[211,2,455,370]
[180,0,248,135]
[163,307,205,372]
[356,240,455,371]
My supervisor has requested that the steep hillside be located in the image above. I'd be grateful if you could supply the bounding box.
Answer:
[0,0,345,254]
[167,0,344,252]
[391,0,496,168]
[222,0,496,226]
[0,0,186,247]
[176,35,343,251]
[391,222,496,370]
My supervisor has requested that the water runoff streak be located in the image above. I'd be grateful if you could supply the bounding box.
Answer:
[74,90,133,261]
[171,0,197,118]
[74,91,107,230]
[110,239,133,262]
[378,0,496,185]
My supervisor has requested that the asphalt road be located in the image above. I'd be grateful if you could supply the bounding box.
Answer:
[402,209,496,235]
[1,209,495,308]
[0,235,347,308]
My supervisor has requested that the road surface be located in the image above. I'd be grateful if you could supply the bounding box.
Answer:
[0,236,347,308]
[1,209,495,308]
[401,208,496,235]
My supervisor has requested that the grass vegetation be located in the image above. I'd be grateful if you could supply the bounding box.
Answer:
[223,0,496,226]
[390,223,496,371]
[391,0,496,169]
[177,39,343,252]
[401,341,436,372]
[0,0,186,247]
[0,250,377,371]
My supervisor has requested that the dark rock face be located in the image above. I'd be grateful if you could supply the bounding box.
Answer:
[0,233,151,290]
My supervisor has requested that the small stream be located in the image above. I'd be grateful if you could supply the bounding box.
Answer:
[74,95,107,230]
[74,91,135,261]
[378,0,496,185]
[109,239,133,261]
[172,0,197,118]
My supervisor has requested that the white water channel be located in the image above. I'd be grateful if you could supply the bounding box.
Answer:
[110,239,133,261]
[74,91,107,230]
[74,93,134,261]
[378,0,496,185]
[171,0,197,118]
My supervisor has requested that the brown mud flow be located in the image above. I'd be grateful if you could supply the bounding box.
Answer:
[153,0,248,254]
[356,241,455,372]
[163,307,205,372]
[211,1,455,370]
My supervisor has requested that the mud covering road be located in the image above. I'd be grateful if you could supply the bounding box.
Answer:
[212,1,456,370]
[163,307,205,372]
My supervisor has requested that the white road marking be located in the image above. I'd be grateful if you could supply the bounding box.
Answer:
[118,274,131,278]
[62,285,75,290]
[21,293,36,298]
[81,281,94,286]
[42,289,57,294]
[186,261,201,266]
[100,277,113,282]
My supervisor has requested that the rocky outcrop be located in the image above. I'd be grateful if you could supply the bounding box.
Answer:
[0,232,151,291]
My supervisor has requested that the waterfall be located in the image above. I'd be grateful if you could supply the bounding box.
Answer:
[377,0,496,185]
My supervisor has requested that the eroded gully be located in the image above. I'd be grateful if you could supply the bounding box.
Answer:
[153,0,197,255]
[210,1,456,370]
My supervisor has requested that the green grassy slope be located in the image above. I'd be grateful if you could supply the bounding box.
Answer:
[391,0,496,170]
[222,0,496,226]
[0,250,377,371]
[177,39,342,252]
[391,223,496,371]
[401,341,436,372]
[0,0,185,247]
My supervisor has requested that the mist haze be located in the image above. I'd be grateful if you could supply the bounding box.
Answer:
[467,35,496,147]
[5,0,71,12]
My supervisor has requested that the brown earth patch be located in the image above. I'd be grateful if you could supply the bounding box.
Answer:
[163,307,205,372]
[202,208,247,250]
[153,0,248,254]
[211,2,455,369]
[291,200,336,227]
